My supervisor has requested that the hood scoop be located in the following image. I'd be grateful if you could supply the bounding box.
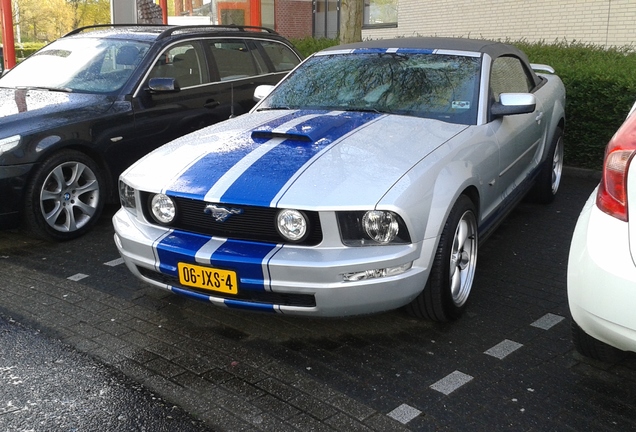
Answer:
[251,114,351,143]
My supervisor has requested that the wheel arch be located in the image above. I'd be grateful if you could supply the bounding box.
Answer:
[27,140,115,202]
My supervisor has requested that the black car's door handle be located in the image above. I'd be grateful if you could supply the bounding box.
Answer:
[204,100,221,108]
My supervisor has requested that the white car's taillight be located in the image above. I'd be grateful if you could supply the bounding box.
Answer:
[596,111,636,221]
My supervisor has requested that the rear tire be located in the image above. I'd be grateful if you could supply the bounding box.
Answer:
[24,150,104,241]
[406,195,478,321]
[571,320,625,363]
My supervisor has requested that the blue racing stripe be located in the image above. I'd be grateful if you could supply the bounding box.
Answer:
[171,286,214,302]
[220,111,381,206]
[165,111,302,200]
[156,231,211,276]
[350,48,435,54]
[156,232,278,293]
[224,299,276,313]
[209,239,278,292]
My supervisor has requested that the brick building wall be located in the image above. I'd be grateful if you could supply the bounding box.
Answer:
[275,0,313,38]
[362,0,636,48]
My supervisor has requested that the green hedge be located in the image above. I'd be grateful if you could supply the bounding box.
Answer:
[516,41,636,170]
[14,42,46,60]
[292,37,636,170]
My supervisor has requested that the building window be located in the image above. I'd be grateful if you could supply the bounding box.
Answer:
[363,0,398,28]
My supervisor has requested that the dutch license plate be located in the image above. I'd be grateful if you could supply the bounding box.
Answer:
[177,262,238,295]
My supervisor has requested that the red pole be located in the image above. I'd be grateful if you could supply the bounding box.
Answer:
[159,0,168,24]
[0,0,16,70]
[249,0,260,26]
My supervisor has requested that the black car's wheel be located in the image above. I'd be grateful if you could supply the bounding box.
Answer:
[406,195,478,321]
[24,150,104,241]
[571,320,626,363]
[528,126,564,204]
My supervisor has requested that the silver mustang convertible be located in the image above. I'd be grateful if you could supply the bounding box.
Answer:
[113,38,566,321]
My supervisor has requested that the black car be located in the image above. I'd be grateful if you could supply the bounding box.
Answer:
[0,24,302,240]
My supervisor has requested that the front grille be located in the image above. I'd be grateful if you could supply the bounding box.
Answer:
[138,266,316,307]
[142,194,323,246]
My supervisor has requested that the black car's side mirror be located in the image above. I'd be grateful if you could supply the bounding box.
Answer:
[147,77,181,93]
[491,93,536,117]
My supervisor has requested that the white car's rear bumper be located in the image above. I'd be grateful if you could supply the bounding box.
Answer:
[113,208,432,317]
[567,188,636,353]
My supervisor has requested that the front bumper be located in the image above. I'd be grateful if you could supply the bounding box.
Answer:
[113,207,432,317]
[567,188,636,354]
[0,164,34,228]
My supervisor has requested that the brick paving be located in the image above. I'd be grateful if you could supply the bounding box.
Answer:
[1,170,636,431]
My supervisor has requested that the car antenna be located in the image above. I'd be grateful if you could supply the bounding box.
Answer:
[229,83,235,119]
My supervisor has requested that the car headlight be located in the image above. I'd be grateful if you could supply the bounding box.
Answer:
[338,210,411,246]
[363,210,399,244]
[118,181,137,212]
[276,209,308,242]
[0,135,21,156]
[150,193,176,224]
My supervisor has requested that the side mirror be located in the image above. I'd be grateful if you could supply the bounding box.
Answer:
[491,93,536,117]
[147,77,180,93]
[253,85,274,102]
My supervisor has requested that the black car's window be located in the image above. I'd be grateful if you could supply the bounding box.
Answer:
[207,40,261,81]
[149,42,208,88]
[490,56,534,102]
[258,41,301,72]
[260,51,481,125]
[0,38,150,93]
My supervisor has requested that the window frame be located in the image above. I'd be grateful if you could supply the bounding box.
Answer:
[363,0,398,29]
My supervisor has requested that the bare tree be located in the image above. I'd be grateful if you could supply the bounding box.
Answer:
[339,0,363,44]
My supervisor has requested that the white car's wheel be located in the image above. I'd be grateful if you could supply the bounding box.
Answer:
[407,195,478,321]
[571,320,625,363]
[24,150,104,241]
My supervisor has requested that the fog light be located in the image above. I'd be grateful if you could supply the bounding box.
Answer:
[151,193,176,224]
[276,209,308,242]
[343,262,412,282]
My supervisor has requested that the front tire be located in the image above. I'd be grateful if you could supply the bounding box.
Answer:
[24,150,104,241]
[406,195,478,321]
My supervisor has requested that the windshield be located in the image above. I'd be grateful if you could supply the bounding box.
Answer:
[260,51,481,125]
[0,37,151,94]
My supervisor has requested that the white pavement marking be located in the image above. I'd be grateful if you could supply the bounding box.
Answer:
[67,273,89,281]
[484,339,523,359]
[430,371,473,395]
[104,258,124,267]
[531,313,565,330]
[388,404,421,424]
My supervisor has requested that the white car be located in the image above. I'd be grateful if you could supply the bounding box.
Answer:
[113,37,565,321]
[568,101,636,361]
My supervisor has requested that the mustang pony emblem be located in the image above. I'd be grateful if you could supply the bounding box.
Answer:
[204,204,243,222]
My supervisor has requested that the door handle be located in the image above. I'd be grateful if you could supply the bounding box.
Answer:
[204,100,221,108]
[535,111,544,124]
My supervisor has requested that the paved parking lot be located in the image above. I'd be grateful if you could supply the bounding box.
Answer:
[1,171,636,431]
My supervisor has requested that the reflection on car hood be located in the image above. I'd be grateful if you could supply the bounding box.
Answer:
[0,88,115,132]
[124,110,469,208]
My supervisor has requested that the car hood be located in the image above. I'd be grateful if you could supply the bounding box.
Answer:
[123,110,469,208]
[0,88,115,134]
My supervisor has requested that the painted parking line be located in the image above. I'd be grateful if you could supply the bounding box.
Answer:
[388,403,421,424]
[67,273,89,281]
[430,371,473,395]
[531,313,564,330]
[484,339,523,359]
[104,258,124,267]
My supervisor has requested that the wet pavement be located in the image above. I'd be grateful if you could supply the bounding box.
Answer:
[1,169,636,431]
[0,316,212,431]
